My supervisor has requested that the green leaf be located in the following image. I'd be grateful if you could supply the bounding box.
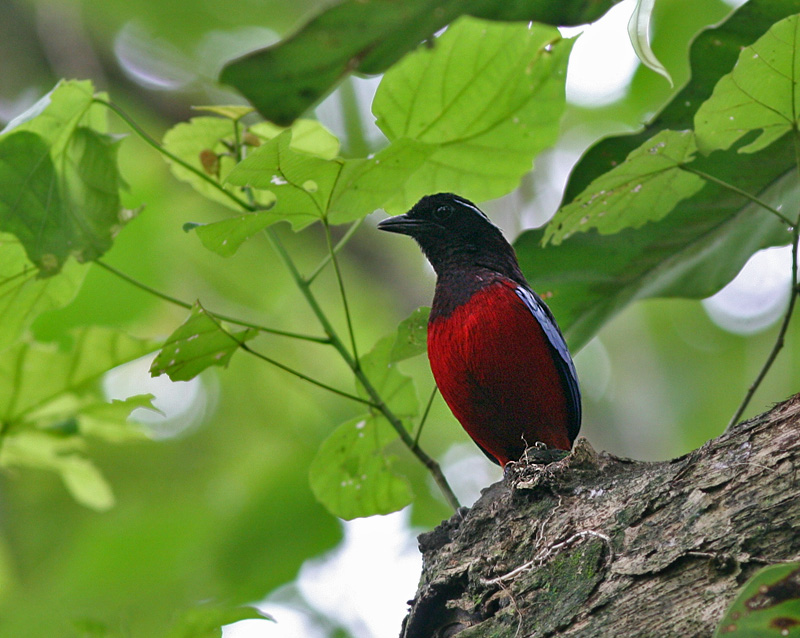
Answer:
[219,0,618,125]
[0,431,115,511]
[309,415,413,520]
[250,119,340,159]
[0,236,87,351]
[545,130,704,244]
[390,306,430,362]
[167,603,273,638]
[0,80,127,275]
[225,130,340,225]
[695,14,800,154]
[200,135,430,255]
[0,327,159,423]
[327,139,433,224]
[517,164,796,351]
[162,117,340,213]
[524,0,800,351]
[714,563,800,637]
[358,332,419,418]
[162,116,246,210]
[373,17,573,211]
[0,326,157,510]
[150,302,258,381]
[628,0,673,86]
[75,395,159,442]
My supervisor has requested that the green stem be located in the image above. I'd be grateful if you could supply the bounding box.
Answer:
[323,220,359,363]
[266,229,461,511]
[203,309,378,408]
[96,260,330,344]
[307,219,364,284]
[95,98,256,212]
[415,385,438,447]
[682,165,795,227]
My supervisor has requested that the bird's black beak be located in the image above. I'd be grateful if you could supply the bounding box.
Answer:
[377,213,426,235]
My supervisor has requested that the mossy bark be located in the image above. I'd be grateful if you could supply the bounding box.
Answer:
[402,394,800,638]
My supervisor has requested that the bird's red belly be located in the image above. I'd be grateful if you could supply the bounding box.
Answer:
[428,282,572,465]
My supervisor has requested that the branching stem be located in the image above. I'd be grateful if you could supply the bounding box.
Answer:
[97,96,461,511]
[682,165,795,226]
[96,260,329,343]
[266,229,461,511]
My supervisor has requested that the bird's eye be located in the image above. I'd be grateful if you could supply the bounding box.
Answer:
[433,205,453,221]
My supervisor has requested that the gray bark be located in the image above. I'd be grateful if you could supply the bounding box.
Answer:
[402,394,800,638]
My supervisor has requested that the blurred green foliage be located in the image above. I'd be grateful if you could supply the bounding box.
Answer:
[1,0,799,637]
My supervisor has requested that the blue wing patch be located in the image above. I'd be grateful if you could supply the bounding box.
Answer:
[515,286,582,443]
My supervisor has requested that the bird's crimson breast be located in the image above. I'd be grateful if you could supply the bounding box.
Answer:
[427,280,573,466]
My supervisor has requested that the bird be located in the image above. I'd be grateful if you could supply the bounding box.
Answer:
[377,193,581,467]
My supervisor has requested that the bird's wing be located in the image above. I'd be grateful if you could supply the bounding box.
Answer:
[514,286,582,442]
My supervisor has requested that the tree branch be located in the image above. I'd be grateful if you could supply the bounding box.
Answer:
[402,393,800,638]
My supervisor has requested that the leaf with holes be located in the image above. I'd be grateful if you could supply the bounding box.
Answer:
[150,302,258,381]
[390,306,430,362]
[544,130,704,244]
[713,562,800,637]
[309,415,412,519]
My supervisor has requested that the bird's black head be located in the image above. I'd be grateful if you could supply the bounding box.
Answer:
[378,193,523,281]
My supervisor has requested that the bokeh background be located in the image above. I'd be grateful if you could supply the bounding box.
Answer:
[1,0,796,636]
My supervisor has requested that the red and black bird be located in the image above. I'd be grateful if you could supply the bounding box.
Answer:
[378,193,581,467]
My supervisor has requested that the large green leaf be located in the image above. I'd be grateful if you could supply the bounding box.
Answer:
[695,13,800,154]
[219,0,620,125]
[309,415,413,520]
[515,0,800,350]
[373,17,573,211]
[713,563,800,637]
[0,80,127,275]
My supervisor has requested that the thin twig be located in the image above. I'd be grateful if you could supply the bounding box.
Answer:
[726,229,799,430]
[306,219,363,284]
[414,385,438,447]
[202,306,378,408]
[323,220,359,363]
[682,165,795,226]
[95,98,256,213]
[96,260,330,344]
